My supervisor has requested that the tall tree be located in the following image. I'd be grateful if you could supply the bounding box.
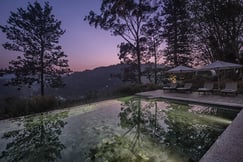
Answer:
[142,15,164,84]
[162,0,193,66]
[0,1,71,96]
[85,0,157,84]
[190,0,243,64]
[117,40,149,83]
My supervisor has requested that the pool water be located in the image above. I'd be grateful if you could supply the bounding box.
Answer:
[0,97,240,162]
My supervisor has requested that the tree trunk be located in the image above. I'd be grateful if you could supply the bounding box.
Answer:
[154,101,158,136]
[137,43,142,84]
[154,41,157,84]
[40,45,44,96]
[136,0,142,84]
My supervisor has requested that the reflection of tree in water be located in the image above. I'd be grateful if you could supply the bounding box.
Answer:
[0,112,68,162]
[163,103,231,161]
[89,98,168,162]
[119,98,166,140]
[89,98,236,162]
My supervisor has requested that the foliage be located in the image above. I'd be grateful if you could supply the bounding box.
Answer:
[120,64,138,83]
[116,96,135,102]
[0,1,71,96]
[28,96,58,112]
[0,112,68,162]
[142,65,168,84]
[161,0,193,66]
[115,83,161,95]
[118,41,150,65]
[190,0,243,64]
[83,90,98,103]
[85,0,158,84]
[0,96,58,119]
[141,15,164,84]
[89,97,236,161]
[89,135,162,162]
[89,98,166,162]
[163,102,229,161]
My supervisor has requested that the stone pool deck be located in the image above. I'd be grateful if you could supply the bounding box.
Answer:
[136,90,243,162]
[136,89,243,109]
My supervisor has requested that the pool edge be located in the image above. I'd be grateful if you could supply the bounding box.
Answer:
[199,109,243,162]
[136,91,243,162]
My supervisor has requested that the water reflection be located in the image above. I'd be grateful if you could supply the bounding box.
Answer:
[163,103,229,161]
[89,98,169,162]
[89,97,236,162]
[0,112,68,162]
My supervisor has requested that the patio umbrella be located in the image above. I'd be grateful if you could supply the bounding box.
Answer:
[198,60,242,70]
[167,65,195,73]
[167,65,195,83]
[198,60,243,89]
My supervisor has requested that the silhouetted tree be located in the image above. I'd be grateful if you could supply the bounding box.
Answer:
[118,40,150,83]
[85,0,157,84]
[190,0,243,64]
[161,0,193,66]
[117,42,137,82]
[142,16,164,84]
[0,1,71,96]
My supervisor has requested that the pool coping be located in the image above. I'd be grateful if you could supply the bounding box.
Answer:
[199,109,243,162]
[136,90,243,162]
[137,94,243,109]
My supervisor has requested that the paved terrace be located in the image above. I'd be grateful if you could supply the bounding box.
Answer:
[136,89,243,109]
[136,90,243,162]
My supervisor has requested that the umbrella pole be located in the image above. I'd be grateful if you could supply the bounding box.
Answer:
[218,75,220,89]
[217,69,220,90]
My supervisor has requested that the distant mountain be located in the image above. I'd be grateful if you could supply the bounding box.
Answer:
[0,64,129,99]
[0,75,39,98]
[0,63,167,99]
[0,79,22,98]
[46,64,129,99]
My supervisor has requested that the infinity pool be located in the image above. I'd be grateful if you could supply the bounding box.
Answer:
[0,97,240,162]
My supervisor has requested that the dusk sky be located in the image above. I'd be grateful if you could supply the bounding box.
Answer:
[0,0,123,72]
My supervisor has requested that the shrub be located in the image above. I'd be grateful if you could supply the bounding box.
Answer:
[28,96,58,113]
[0,96,58,119]
[83,90,98,103]
[115,83,161,96]
[0,97,28,117]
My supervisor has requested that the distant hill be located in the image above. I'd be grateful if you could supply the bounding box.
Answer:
[46,64,129,99]
[0,64,129,99]
[0,74,37,98]
[0,79,22,98]
[0,63,167,99]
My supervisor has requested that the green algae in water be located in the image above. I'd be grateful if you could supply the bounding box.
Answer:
[89,98,239,162]
[89,134,187,162]
[116,96,136,102]
[0,112,68,162]
[0,97,239,162]
[66,103,97,117]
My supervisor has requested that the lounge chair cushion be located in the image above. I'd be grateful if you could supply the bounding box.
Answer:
[177,83,192,92]
[163,83,177,90]
[220,82,238,95]
[198,82,214,93]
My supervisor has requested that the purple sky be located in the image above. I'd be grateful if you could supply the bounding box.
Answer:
[0,0,123,72]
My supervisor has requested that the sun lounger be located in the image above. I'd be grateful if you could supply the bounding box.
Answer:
[197,82,214,94]
[177,83,192,93]
[220,82,238,96]
[163,83,177,92]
